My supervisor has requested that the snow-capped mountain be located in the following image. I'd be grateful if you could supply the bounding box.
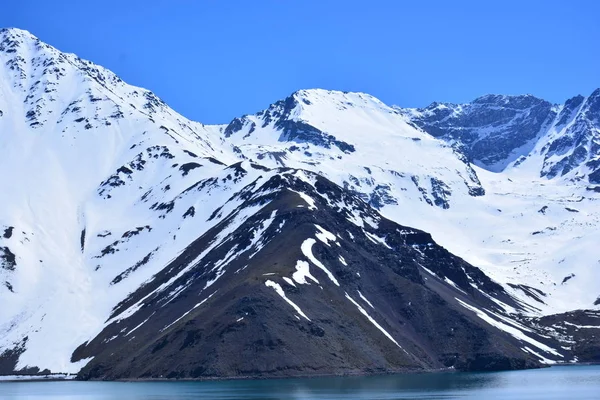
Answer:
[223,88,486,205]
[222,88,600,316]
[0,27,240,374]
[403,90,600,183]
[0,28,598,379]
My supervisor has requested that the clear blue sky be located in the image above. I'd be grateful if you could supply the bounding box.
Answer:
[6,0,600,124]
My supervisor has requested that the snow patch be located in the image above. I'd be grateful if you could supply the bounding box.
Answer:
[563,321,600,329]
[345,293,403,349]
[456,298,562,357]
[358,291,375,309]
[315,224,336,246]
[301,238,339,286]
[289,189,317,210]
[363,230,392,249]
[265,280,310,321]
[292,260,319,285]
[124,312,155,337]
[161,291,217,332]
[522,346,556,365]
[282,277,296,287]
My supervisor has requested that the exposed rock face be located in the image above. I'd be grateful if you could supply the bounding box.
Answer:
[73,171,546,379]
[403,90,600,183]
[541,90,600,182]
[531,310,600,363]
[403,95,556,171]
[224,93,355,153]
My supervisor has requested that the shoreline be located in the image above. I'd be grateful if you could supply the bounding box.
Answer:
[1,362,597,383]
[0,367,451,383]
[111,366,452,383]
[0,374,76,383]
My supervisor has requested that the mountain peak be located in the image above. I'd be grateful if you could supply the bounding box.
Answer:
[0,27,38,39]
[0,27,41,55]
[471,93,549,108]
[588,88,600,99]
[289,88,388,110]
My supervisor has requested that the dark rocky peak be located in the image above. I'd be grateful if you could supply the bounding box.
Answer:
[555,95,585,127]
[223,116,245,137]
[277,120,355,153]
[258,93,299,128]
[224,161,248,180]
[582,88,600,124]
[406,93,557,170]
[229,92,298,130]
[541,88,600,182]
[471,94,549,109]
[418,102,457,120]
[587,87,600,100]
[223,115,254,138]
[564,94,585,111]
[223,90,355,153]
[423,101,457,110]
[223,93,300,138]
[424,101,442,109]
[409,88,600,182]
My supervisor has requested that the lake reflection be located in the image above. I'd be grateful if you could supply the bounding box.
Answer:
[1,365,599,399]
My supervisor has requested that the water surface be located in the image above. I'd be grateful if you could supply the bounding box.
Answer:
[1,365,599,399]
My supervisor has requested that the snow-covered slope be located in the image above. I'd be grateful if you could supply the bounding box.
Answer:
[0,27,242,373]
[0,28,598,377]
[223,89,485,208]
[221,88,600,316]
[398,93,600,314]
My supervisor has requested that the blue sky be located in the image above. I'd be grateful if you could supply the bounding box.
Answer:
[6,1,600,123]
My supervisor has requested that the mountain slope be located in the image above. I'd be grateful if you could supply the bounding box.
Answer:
[219,88,600,316]
[0,28,597,378]
[73,169,558,379]
[403,90,600,183]
[0,27,241,374]
[223,88,486,207]
[400,94,557,172]
[397,92,600,314]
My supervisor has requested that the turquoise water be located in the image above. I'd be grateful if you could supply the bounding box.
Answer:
[1,365,599,399]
